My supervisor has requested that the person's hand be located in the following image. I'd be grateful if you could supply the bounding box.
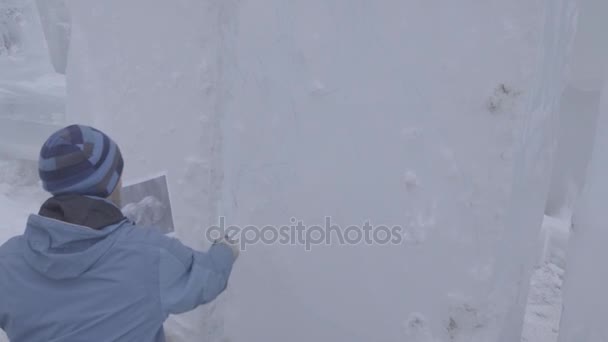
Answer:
[214,233,240,260]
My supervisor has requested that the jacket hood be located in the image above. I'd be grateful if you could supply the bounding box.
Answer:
[22,196,131,280]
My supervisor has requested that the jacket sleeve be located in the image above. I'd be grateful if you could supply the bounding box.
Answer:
[157,236,236,316]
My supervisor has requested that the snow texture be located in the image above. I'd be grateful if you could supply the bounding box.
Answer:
[522,263,565,342]
[0,6,21,56]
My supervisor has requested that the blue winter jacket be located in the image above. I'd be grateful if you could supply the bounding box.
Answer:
[0,195,235,342]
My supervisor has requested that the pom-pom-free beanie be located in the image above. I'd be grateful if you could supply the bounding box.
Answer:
[39,125,124,198]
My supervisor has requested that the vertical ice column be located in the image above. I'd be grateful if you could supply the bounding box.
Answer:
[496,0,578,341]
[546,0,608,217]
[557,0,608,340]
[65,1,238,340]
[545,86,600,217]
[557,82,608,342]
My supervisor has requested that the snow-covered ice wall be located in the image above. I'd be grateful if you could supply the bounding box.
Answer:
[494,1,578,341]
[558,87,608,340]
[221,2,543,341]
[557,0,608,340]
[558,87,608,342]
[546,0,608,217]
[64,1,547,341]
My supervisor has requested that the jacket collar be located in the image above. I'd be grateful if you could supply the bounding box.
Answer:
[39,195,125,230]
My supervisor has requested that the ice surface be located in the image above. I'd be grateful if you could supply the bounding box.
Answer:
[0,0,590,341]
[220,2,543,341]
[545,0,608,217]
[547,0,608,340]
[539,216,571,268]
[546,86,601,216]
[494,1,578,341]
[558,60,608,342]
[0,119,63,160]
[35,0,70,74]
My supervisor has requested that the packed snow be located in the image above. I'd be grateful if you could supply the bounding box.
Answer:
[1,0,605,341]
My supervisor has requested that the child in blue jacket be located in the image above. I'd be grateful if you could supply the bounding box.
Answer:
[0,125,238,342]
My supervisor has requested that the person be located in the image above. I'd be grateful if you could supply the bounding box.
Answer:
[0,125,239,342]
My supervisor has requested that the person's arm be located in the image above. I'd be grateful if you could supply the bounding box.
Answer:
[158,236,236,316]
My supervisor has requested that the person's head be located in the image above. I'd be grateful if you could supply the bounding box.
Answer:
[38,125,124,206]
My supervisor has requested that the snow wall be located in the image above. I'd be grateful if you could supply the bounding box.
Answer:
[64,1,548,341]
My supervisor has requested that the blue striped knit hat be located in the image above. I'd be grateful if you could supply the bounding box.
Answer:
[39,125,124,198]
